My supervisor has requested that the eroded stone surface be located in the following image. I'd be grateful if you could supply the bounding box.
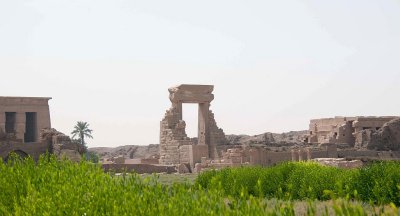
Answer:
[305,116,399,146]
[40,128,83,162]
[355,118,400,151]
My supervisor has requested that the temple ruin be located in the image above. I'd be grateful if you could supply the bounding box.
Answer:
[159,85,227,167]
[305,116,399,146]
[0,96,82,161]
[0,97,52,143]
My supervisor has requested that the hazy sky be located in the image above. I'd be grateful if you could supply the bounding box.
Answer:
[1,0,399,147]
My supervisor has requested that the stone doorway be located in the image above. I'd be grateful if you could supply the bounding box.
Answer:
[159,85,227,166]
[25,112,37,142]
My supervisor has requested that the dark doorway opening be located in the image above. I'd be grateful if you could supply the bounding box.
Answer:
[25,112,37,142]
[5,150,29,162]
[5,112,16,133]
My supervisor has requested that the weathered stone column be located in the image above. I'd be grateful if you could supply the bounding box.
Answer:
[198,102,209,145]
[173,102,183,120]
[0,112,5,133]
[15,112,26,141]
[298,149,303,161]
[306,148,311,161]
[291,149,297,161]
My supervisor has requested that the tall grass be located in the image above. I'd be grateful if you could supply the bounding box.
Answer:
[196,161,400,206]
[1,155,399,215]
[0,155,293,215]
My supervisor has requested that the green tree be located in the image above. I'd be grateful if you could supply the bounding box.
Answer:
[86,151,100,163]
[71,121,93,147]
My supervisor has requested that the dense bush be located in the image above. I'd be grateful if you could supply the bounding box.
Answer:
[355,161,400,205]
[196,161,400,206]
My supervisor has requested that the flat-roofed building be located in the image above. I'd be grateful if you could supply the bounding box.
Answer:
[0,97,51,143]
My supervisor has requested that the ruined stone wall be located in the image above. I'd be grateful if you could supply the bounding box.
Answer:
[0,140,49,161]
[40,128,83,162]
[354,118,400,151]
[307,116,399,146]
[220,145,340,167]
[102,164,177,174]
[354,130,374,149]
[353,117,397,132]
[308,117,347,144]
[208,110,227,158]
[159,105,194,165]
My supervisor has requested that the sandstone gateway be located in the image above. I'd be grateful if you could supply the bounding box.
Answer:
[159,85,227,167]
[157,85,400,171]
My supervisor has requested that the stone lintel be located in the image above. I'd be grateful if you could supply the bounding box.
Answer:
[170,93,214,103]
[169,84,214,103]
[168,84,214,94]
[0,96,52,106]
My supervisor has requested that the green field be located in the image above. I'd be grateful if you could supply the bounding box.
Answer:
[1,155,399,215]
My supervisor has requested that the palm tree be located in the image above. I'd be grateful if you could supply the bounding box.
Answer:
[71,121,93,147]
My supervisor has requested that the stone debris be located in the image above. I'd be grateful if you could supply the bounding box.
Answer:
[312,158,363,169]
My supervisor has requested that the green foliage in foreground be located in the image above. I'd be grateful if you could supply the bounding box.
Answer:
[0,156,399,215]
[0,155,298,215]
[196,162,400,206]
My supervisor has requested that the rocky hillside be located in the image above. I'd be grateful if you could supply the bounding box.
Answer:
[89,144,159,160]
[89,130,308,160]
[225,131,308,146]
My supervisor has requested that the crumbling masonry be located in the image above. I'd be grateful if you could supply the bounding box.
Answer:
[159,85,227,167]
[305,116,399,147]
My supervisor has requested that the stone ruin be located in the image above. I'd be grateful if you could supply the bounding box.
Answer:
[159,84,227,168]
[190,115,400,172]
[305,116,400,148]
[354,118,400,151]
[40,128,84,162]
[0,127,84,162]
[0,96,83,162]
[156,87,400,172]
[0,96,52,143]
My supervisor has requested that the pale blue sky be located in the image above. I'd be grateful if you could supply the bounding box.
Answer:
[1,0,399,147]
